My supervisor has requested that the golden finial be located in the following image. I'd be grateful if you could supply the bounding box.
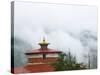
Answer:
[39,37,49,44]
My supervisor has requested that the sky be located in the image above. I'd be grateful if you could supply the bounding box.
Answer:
[13,1,97,67]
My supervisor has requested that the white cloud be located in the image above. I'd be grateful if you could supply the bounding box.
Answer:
[13,2,97,64]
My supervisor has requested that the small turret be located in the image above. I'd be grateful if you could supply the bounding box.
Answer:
[39,37,50,50]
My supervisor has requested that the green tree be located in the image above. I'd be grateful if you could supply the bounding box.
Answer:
[51,51,86,71]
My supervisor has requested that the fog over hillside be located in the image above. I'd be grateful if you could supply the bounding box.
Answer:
[12,2,97,68]
[12,29,97,68]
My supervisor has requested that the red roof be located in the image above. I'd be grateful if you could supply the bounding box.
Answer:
[25,48,62,55]
[25,38,62,55]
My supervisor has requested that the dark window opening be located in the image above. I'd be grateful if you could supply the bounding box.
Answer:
[43,54,46,59]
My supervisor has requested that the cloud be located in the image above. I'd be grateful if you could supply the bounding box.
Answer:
[13,2,97,67]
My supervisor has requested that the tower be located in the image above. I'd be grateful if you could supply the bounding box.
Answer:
[39,37,49,50]
[39,37,49,59]
[25,37,62,72]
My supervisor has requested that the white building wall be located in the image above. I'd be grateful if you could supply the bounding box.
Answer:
[26,54,59,58]
[46,54,59,57]
[27,54,43,58]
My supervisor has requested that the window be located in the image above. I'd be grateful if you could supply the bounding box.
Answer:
[43,54,46,59]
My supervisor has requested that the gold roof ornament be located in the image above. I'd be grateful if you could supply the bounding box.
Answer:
[39,37,49,45]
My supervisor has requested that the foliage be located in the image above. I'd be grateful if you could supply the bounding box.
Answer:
[51,52,86,71]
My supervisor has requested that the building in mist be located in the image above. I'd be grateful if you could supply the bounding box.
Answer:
[24,38,62,72]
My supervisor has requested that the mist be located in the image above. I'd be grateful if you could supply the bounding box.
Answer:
[12,2,97,68]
